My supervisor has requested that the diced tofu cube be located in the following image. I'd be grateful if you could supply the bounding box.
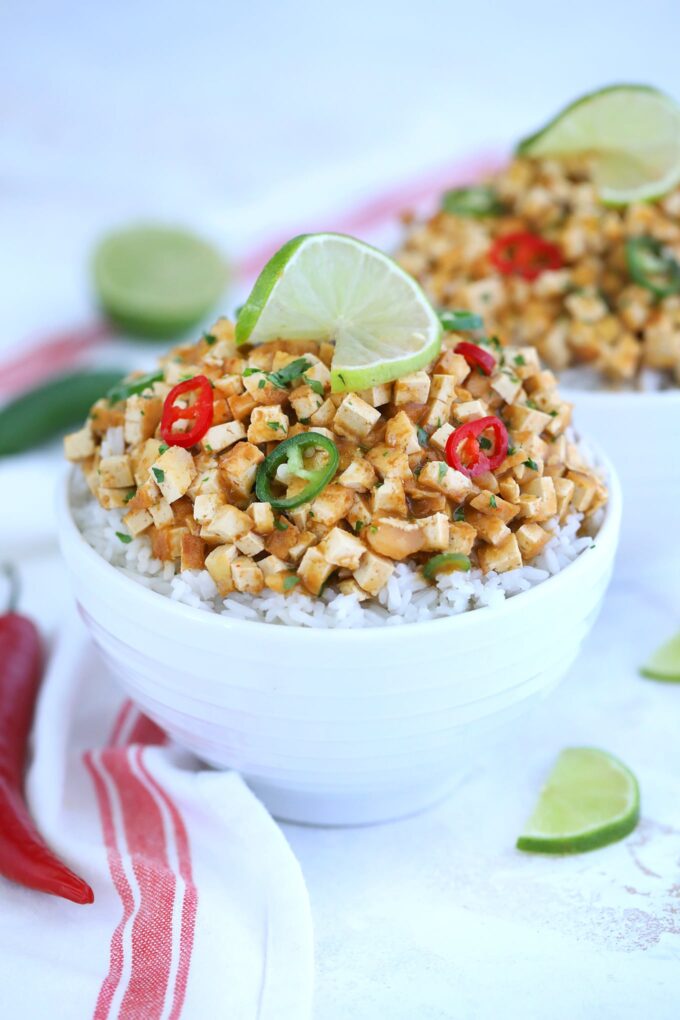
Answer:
[318,527,366,570]
[418,461,474,501]
[213,373,244,398]
[235,531,266,557]
[420,400,452,431]
[525,476,557,521]
[121,507,152,537]
[490,371,522,404]
[180,533,205,571]
[366,517,425,560]
[289,384,325,421]
[303,358,332,391]
[132,438,164,486]
[420,512,450,551]
[248,502,275,535]
[477,534,522,574]
[309,484,354,527]
[259,554,288,578]
[337,457,377,492]
[219,442,264,499]
[385,410,420,453]
[430,422,455,452]
[433,350,469,383]
[353,550,395,596]
[448,521,476,556]
[333,394,381,439]
[465,509,510,546]
[469,490,519,524]
[97,487,136,510]
[393,371,430,405]
[203,504,253,541]
[356,383,392,407]
[64,427,95,461]
[99,455,134,489]
[499,477,520,503]
[231,556,264,594]
[309,398,336,427]
[205,544,237,595]
[247,405,290,444]
[516,523,552,560]
[454,400,488,423]
[123,394,163,445]
[286,530,316,564]
[429,374,457,405]
[566,470,598,513]
[149,498,175,528]
[298,546,334,595]
[505,404,553,434]
[371,478,407,517]
[510,346,541,380]
[265,522,301,561]
[554,477,576,522]
[193,492,225,524]
[366,444,411,481]
[151,525,187,561]
[228,391,258,421]
[151,447,196,504]
[203,420,247,453]
[337,579,370,601]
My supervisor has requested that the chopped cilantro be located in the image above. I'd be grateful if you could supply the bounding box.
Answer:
[158,442,169,454]
[274,517,289,531]
[267,421,283,431]
[258,379,266,389]
[205,443,213,451]
[526,399,539,410]
[299,417,311,425]
[152,467,165,483]
[514,354,526,366]
[203,332,217,346]
[354,520,365,534]
[304,375,324,396]
[123,491,135,503]
[283,575,300,591]
[269,357,312,389]
[116,531,132,544]
[479,436,492,450]
[524,458,538,472]
[508,445,516,456]
[437,462,447,481]
[369,525,378,534]
[489,494,497,509]
[453,505,466,522]
[417,426,429,448]
[549,409,558,417]
[243,367,264,377]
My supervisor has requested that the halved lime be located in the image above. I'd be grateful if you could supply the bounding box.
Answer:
[640,632,680,681]
[235,233,441,392]
[93,224,227,340]
[517,748,640,854]
[517,84,680,205]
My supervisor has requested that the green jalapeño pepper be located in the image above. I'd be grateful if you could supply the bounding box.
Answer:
[625,236,680,298]
[441,185,504,217]
[255,432,339,510]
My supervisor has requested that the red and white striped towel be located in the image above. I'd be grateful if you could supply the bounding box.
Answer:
[0,616,313,1020]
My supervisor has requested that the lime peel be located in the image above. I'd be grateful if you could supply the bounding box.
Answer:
[640,631,680,682]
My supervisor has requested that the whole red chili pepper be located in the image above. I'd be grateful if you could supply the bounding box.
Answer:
[445,416,509,478]
[455,341,496,376]
[0,566,93,904]
[160,374,214,448]
[489,231,563,281]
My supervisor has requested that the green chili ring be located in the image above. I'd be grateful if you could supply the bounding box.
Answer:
[625,236,680,299]
[255,432,339,510]
[423,552,471,580]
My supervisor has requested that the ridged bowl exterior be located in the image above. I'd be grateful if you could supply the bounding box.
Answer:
[57,455,621,825]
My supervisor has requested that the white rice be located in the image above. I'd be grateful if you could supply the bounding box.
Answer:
[72,476,599,629]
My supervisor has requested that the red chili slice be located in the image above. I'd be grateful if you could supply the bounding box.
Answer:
[445,416,509,478]
[455,341,496,376]
[160,374,214,448]
[489,231,563,281]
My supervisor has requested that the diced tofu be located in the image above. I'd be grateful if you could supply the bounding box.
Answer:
[309,484,354,527]
[567,470,598,513]
[419,512,450,551]
[490,371,522,404]
[509,346,541,380]
[180,533,205,571]
[123,394,163,445]
[333,394,381,439]
[248,502,275,535]
[151,525,187,561]
[433,350,469,383]
[219,442,264,500]
[309,398,336,427]
[97,487,136,510]
[318,527,366,570]
[99,455,134,489]
[505,404,553,434]
[554,477,576,522]
[430,422,455,452]
[356,383,392,407]
[525,476,558,521]
[366,517,425,560]
[371,478,407,516]
[242,372,287,406]
[385,410,420,453]
[465,509,510,546]
[202,420,247,453]
[366,444,411,481]
[337,579,370,601]
[289,384,324,421]
[286,530,316,564]
[205,544,237,595]
[469,490,519,524]
[265,522,301,560]
[393,371,430,405]
[448,521,476,556]
[247,405,289,444]
[499,477,520,503]
[259,554,288,578]
[353,550,395,596]
[193,492,225,524]
[231,557,264,594]
[64,427,95,461]
[454,399,488,423]
[235,531,266,557]
[337,457,377,492]
[202,504,253,541]
[429,374,458,406]
[228,391,258,421]
[151,447,196,504]
[516,493,543,520]
[149,498,174,529]
[213,373,244,398]
[478,533,522,573]
[298,546,334,595]
[516,523,552,560]
[122,507,152,537]
[418,461,475,501]
[303,358,332,390]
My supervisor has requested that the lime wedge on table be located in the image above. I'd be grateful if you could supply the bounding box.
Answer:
[235,233,442,392]
[93,225,227,340]
[517,85,680,205]
[517,748,640,854]
[640,632,680,681]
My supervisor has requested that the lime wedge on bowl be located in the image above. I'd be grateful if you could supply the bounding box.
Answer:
[235,233,442,392]
[517,748,640,854]
[517,84,680,205]
[93,225,227,340]
[641,632,680,681]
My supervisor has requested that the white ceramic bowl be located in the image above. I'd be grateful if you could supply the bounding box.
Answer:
[57,456,621,826]
[565,388,680,581]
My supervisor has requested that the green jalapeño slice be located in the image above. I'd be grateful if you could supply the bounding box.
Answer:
[255,432,339,510]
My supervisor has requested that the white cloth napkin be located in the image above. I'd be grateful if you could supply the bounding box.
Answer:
[0,615,313,1020]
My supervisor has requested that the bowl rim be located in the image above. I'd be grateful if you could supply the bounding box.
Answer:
[56,442,621,642]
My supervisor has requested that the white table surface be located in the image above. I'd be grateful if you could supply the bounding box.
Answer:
[3,3,680,1016]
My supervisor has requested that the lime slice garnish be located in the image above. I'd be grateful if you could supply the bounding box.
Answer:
[517,748,640,854]
[235,233,441,392]
[517,84,680,205]
[93,224,227,340]
[640,632,680,681]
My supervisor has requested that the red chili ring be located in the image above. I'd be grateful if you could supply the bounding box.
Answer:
[160,374,214,448]
[455,341,496,376]
[489,231,563,281]
[445,415,509,477]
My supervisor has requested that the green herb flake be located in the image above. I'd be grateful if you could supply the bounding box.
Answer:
[268,357,312,389]
[549,409,558,417]
[453,505,466,522]
[267,422,282,431]
[524,458,538,472]
[479,436,492,451]
[304,375,324,396]
[243,367,264,377]
[369,525,378,534]
[123,491,135,504]
[526,399,539,410]
[489,494,497,509]
[158,443,169,454]
[258,379,266,389]
[283,575,300,591]
[152,467,165,483]
[299,417,311,425]
[508,445,516,456]
[417,426,429,448]
[203,332,217,346]
[437,462,447,481]
[354,520,365,534]
[514,354,526,366]
[116,531,132,544]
